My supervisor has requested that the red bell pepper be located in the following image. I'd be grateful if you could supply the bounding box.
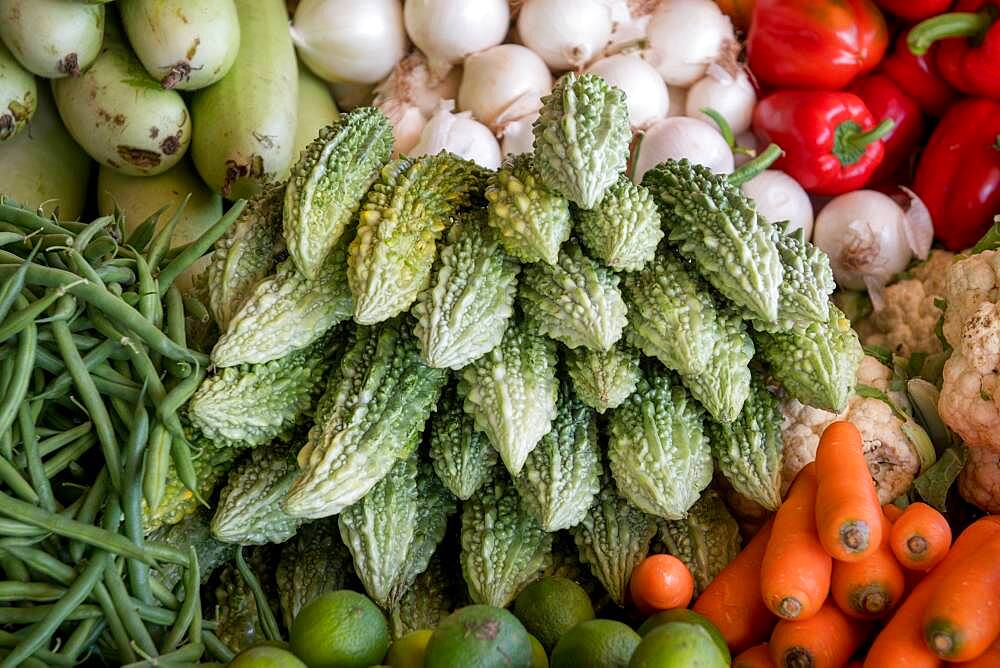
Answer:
[752,91,895,196]
[747,0,889,90]
[912,98,1000,251]
[874,0,953,21]
[908,0,1000,99]
[848,74,926,184]
[880,29,957,117]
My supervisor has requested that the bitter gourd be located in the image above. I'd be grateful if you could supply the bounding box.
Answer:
[513,380,601,532]
[348,153,488,325]
[642,159,784,324]
[484,154,572,265]
[533,72,630,209]
[211,443,305,545]
[754,302,863,412]
[571,469,656,606]
[276,519,357,630]
[143,440,238,534]
[622,249,723,376]
[608,369,713,520]
[149,510,233,590]
[655,490,741,596]
[575,175,662,272]
[706,377,784,511]
[564,344,641,414]
[458,318,559,476]
[189,335,332,447]
[680,305,755,424]
[284,320,448,519]
[283,108,393,280]
[390,547,467,640]
[339,451,456,609]
[206,178,285,332]
[427,382,498,501]
[412,210,520,370]
[520,240,628,352]
[461,474,553,608]
[211,238,353,367]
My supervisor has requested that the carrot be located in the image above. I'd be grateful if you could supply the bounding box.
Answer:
[831,512,906,620]
[921,534,1000,661]
[882,504,904,522]
[760,463,832,621]
[629,554,694,612]
[889,502,952,571]
[814,421,883,562]
[953,635,1000,667]
[733,643,775,668]
[768,598,870,668]
[693,519,776,654]
[864,517,1000,668]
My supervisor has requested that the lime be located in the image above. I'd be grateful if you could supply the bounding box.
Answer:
[550,619,641,668]
[228,645,307,668]
[529,634,549,668]
[637,609,730,661]
[289,590,390,668]
[628,622,729,667]
[514,577,595,653]
[424,604,532,668]
[386,629,433,668]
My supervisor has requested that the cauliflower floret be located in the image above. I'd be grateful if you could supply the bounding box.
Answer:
[938,250,1000,512]
[864,250,954,356]
[780,355,921,503]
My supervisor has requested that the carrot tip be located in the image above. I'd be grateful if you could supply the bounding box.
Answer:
[856,587,888,615]
[840,521,870,552]
[783,646,814,668]
[778,596,802,619]
[906,535,928,557]
[929,631,954,655]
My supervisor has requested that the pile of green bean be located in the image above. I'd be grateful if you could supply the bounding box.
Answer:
[0,196,246,666]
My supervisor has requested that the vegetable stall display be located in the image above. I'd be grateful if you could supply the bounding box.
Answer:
[0,0,999,666]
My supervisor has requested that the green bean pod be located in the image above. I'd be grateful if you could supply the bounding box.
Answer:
[191,0,298,199]
[0,41,35,142]
[0,0,104,78]
[52,22,191,177]
[119,0,240,91]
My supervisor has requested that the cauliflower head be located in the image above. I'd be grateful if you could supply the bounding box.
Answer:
[863,250,954,357]
[780,355,922,503]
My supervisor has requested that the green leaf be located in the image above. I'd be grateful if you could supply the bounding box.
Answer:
[913,445,967,512]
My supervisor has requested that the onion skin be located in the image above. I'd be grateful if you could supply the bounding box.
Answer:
[517,0,614,71]
[741,170,814,240]
[404,0,509,78]
[645,0,735,87]
[0,0,104,79]
[458,44,551,134]
[632,116,734,183]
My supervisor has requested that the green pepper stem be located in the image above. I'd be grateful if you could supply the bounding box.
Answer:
[908,10,995,55]
[850,118,895,148]
[728,143,784,186]
[833,118,896,166]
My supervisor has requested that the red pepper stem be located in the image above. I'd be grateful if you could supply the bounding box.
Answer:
[848,118,895,148]
[728,144,784,187]
[907,10,995,56]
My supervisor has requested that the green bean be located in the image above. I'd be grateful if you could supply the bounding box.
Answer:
[126,205,169,251]
[0,201,76,236]
[131,251,163,329]
[0,300,36,456]
[57,619,102,663]
[151,573,180,610]
[0,259,203,364]
[91,375,142,403]
[134,598,217,628]
[170,435,205,508]
[42,433,96,478]
[0,490,186,565]
[201,631,235,663]
[103,561,157,657]
[71,215,115,256]
[0,242,40,325]
[0,550,112,668]
[93,361,138,388]
[161,547,199,652]
[17,403,54,512]
[0,455,38,504]
[0,517,47,538]
[0,232,24,247]
[43,251,70,272]
[0,604,104,624]
[147,196,191,271]
[0,629,76,666]
[158,200,246,296]
[0,555,28,582]
[123,386,153,605]
[61,247,105,288]
[0,652,47,668]
[30,344,64,374]
[0,289,72,346]
[181,293,211,326]
[123,643,205,668]
[82,234,118,260]
[69,469,107,563]
[35,421,92,457]
[236,547,281,642]
[143,424,172,510]
[164,285,189,379]
[0,581,65,601]
[51,297,121,490]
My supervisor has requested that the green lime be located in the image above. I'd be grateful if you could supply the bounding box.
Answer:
[529,634,549,668]
[628,622,729,667]
[386,629,433,668]
[289,590,390,668]
[637,609,730,661]
[424,604,532,668]
[550,619,641,668]
[228,645,307,668]
[514,577,595,653]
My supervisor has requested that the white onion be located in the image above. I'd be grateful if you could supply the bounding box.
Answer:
[644,0,735,87]
[330,82,375,111]
[587,54,670,130]
[741,170,814,240]
[686,67,756,135]
[458,44,552,134]
[501,112,538,158]
[404,0,510,79]
[517,0,617,71]
[412,101,502,170]
[373,52,462,155]
[812,190,914,302]
[667,85,687,117]
[291,0,408,85]
[733,130,760,167]
[632,116,734,183]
